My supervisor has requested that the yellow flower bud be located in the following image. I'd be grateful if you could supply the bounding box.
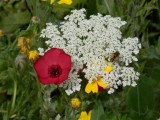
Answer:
[70,98,81,108]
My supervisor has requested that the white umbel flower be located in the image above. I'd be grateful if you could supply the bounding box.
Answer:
[39,9,141,95]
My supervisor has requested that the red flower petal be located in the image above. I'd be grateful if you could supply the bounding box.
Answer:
[98,86,105,92]
[37,69,70,85]
[34,57,50,78]
[57,53,71,70]
[58,68,71,84]
[38,76,60,85]
[43,48,65,66]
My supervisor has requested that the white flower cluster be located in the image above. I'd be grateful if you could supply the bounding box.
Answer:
[39,9,141,95]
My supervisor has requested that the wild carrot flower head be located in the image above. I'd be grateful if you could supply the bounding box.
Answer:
[39,9,141,95]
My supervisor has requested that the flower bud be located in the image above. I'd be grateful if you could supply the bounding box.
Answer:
[31,16,40,24]
[70,98,81,109]
[15,55,26,70]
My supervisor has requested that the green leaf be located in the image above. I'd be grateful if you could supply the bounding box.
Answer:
[149,65,160,84]
[0,11,31,33]
[25,0,37,15]
[127,75,154,115]
[0,70,8,81]
[91,100,105,120]
[8,67,17,81]
[0,60,7,71]
[147,46,160,59]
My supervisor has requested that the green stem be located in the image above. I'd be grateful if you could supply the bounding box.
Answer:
[137,85,140,116]
[9,80,17,117]
[7,35,11,45]
[104,0,111,15]
[58,87,69,103]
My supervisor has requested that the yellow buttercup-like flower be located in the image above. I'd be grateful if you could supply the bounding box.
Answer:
[78,111,92,120]
[17,37,30,54]
[70,98,81,108]
[58,0,72,5]
[85,77,108,94]
[28,50,39,61]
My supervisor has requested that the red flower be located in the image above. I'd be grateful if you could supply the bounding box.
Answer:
[34,48,71,85]
[98,86,105,92]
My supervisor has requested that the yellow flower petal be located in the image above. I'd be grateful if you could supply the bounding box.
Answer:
[58,0,72,5]
[91,81,98,93]
[104,65,112,73]
[50,0,54,4]
[97,79,108,88]
[78,111,88,120]
[85,81,98,93]
[78,111,92,120]
[85,83,92,94]
[87,111,92,120]
[29,50,39,61]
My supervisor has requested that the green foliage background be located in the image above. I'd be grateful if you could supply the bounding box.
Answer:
[0,0,160,120]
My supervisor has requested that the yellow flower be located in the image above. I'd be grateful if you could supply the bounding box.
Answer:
[58,0,72,5]
[50,0,54,4]
[104,65,112,73]
[17,37,30,54]
[78,111,92,120]
[41,0,72,5]
[20,47,29,54]
[28,50,39,61]
[0,30,3,38]
[85,77,108,94]
[70,98,81,108]
[17,37,30,47]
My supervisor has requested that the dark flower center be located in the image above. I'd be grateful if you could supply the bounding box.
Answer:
[48,65,62,78]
